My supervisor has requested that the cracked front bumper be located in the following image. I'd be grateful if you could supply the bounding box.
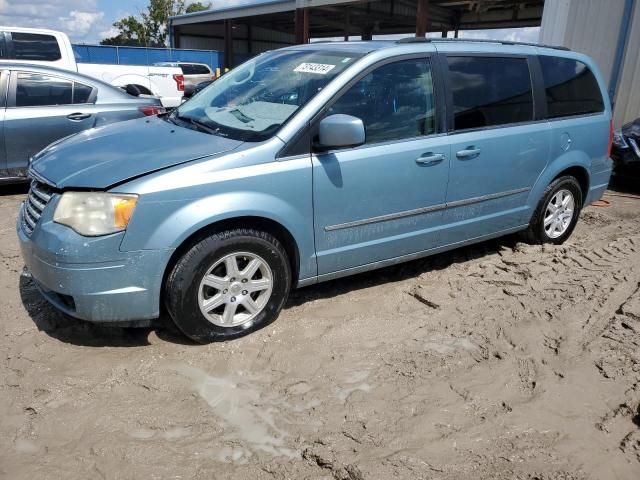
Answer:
[17,203,173,323]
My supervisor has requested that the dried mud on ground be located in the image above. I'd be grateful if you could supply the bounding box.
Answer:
[1,184,640,480]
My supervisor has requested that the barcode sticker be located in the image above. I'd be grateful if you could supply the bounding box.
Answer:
[294,63,336,75]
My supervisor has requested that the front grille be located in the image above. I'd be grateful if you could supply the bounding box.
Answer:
[22,180,56,235]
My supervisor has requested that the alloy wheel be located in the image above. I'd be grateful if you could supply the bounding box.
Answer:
[544,189,575,239]
[198,252,273,327]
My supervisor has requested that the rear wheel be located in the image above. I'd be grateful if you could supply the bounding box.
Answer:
[165,229,291,343]
[522,176,583,245]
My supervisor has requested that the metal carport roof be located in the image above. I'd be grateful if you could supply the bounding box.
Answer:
[170,1,545,68]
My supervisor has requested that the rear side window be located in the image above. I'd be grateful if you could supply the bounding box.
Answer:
[192,64,211,74]
[181,64,211,75]
[16,73,96,107]
[180,64,197,75]
[539,56,604,118]
[16,72,72,106]
[11,32,62,61]
[327,58,436,144]
[447,56,534,130]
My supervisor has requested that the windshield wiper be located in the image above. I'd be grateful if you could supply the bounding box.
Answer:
[173,113,218,135]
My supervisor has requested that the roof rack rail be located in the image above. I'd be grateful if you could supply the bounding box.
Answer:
[396,37,570,51]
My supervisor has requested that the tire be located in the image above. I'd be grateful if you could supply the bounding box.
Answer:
[164,228,291,343]
[522,175,583,245]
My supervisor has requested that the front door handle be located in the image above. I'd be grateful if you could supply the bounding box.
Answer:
[456,146,481,160]
[67,112,91,121]
[415,152,445,166]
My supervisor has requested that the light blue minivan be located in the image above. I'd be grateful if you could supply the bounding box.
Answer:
[18,39,613,342]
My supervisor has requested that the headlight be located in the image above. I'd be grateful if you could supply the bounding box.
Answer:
[613,130,629,149]
[54,192,138,236]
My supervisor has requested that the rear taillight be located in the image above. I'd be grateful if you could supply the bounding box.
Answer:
[173,74,185,91]
[139,105,166,116]
[608,119,614,157]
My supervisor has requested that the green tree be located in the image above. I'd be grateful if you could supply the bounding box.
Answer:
[101,0,209,47]
[186,2,210,14]
[101,15,149,46]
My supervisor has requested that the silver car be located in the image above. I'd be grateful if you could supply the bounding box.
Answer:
[154,62,214,97]
[0,63,164,183]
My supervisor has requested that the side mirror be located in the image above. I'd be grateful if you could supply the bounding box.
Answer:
[125,84,141,97]
[317,114,365,150]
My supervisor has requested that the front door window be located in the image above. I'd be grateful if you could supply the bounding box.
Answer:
[327,58,436,144]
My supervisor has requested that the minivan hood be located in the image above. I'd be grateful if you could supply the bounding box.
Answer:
[30,116,243,189]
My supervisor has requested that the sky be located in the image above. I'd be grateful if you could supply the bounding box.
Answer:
[0,0,540,45]
[0,0,173,43]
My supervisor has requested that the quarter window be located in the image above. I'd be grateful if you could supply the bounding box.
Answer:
[447,56,534,130]
[12,32,62,62]
[16,73,73,107]
[539,56,604,118]
[327,58,436,144]
[73,82,94,104]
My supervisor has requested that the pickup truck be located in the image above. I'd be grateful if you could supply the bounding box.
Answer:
[0,27,184,108]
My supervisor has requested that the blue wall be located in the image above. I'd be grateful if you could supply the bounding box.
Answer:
[72,44,222,71]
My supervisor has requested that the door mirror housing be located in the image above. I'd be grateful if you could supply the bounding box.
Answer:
[317,114,365,150]
[125,84,141,97]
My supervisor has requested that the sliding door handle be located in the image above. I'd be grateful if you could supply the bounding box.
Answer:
[415,152,445,166]
[456,147,481,159]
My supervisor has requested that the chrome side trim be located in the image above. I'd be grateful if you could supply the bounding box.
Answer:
[0,176,29,185]
[445,187,530,209]
[324,187,530,232]
[324,203,447,232]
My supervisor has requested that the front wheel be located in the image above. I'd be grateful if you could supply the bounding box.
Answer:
[164,229,291,343]
[522,176,583,245]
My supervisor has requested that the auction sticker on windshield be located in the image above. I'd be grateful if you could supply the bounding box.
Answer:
[294,63,336,75]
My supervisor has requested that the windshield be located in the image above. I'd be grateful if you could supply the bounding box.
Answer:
[174,49,362,142]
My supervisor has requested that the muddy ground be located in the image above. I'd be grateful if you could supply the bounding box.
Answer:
[1,183,639,480]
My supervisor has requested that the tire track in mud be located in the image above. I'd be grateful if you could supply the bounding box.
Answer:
[591,280,640,463]
[365,228,640,477]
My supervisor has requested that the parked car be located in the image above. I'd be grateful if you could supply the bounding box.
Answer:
[0,27,184,107]
[0,63,164,183]
[154,62,215,97]
[18,39,613,343]
[612,117,640,177]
